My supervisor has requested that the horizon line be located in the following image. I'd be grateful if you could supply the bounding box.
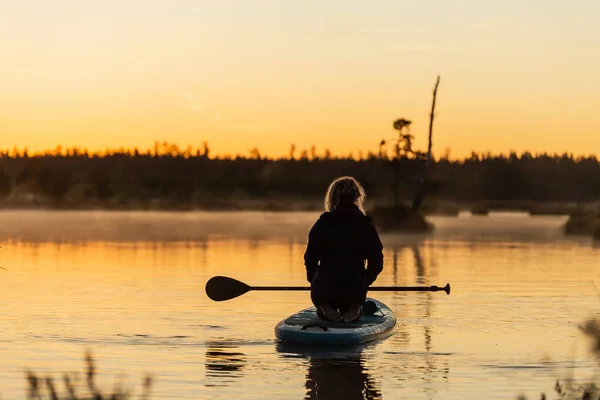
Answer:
[1,143,599,162]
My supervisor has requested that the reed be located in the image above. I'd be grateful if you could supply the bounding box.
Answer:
[24,352,152,400]
[517,317,600,399]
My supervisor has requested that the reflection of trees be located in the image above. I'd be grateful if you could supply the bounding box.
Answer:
[277,344,381,400]
[412,246,449,397]
[204,341,246,387]
[412,245,435,399]
[412,246,431,351]
[385,245,450,397]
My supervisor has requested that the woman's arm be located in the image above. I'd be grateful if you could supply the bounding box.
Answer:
[365,220,384,286]
[304,218,325,283]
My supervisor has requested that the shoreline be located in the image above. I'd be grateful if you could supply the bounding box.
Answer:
[0,198,595,216]
[0,199,324,212]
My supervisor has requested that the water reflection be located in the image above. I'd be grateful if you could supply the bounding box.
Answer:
[204,341,247,387]
[2,212,599,399]
[277,344,381,400]
[385,245,449,398]
[412,246,433,352]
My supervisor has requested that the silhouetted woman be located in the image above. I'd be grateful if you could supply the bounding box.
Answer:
[304,176,384,323]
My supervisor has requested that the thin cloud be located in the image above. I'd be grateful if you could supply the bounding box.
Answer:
[393,41,439,52]
[224,121,277,134]
[392,20,495,54]
[185,93,203,111]
[188,103,203,110]
[392,40,463,54]
[463,19,498,33]
[128,62,168,72]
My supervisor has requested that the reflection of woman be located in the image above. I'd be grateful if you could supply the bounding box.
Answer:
[305,356,381,400]
[277,344,381,400]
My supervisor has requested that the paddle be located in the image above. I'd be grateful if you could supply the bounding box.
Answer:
[205,276,451,302]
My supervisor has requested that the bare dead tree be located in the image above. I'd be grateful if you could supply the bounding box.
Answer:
[411,75,440,212]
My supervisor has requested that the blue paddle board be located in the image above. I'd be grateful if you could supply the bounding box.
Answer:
[274,298,396,345]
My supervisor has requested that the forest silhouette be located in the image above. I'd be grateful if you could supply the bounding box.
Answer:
[0,142,599,211]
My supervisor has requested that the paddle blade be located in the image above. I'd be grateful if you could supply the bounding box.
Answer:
[443,283,451,295]
[205,276,252,301]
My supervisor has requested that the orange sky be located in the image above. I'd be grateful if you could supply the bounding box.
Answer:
[1,1,599,159]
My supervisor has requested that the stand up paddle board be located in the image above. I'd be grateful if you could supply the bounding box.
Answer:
[275,298,396,345]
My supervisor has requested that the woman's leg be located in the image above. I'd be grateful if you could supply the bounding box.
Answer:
[340,304,363,322]
[338,289,367,322]
[311,286,343,323]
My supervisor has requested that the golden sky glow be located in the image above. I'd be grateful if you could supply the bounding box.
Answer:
[1,0,599,159]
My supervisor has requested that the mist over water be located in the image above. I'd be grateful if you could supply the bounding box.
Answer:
[0,211,598,399]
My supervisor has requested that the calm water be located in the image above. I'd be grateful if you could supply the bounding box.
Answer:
[1,211,599,399]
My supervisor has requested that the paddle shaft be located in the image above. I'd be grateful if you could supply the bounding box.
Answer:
[205,275,451,301]
[251,285,445,292]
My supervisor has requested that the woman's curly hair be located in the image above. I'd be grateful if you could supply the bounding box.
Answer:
[324,176,366,214]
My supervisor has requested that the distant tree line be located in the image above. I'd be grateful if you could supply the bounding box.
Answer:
[0,142,599,208]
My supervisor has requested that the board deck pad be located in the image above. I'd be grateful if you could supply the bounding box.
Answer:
[275,298,396,345]
[284,309,387,330]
